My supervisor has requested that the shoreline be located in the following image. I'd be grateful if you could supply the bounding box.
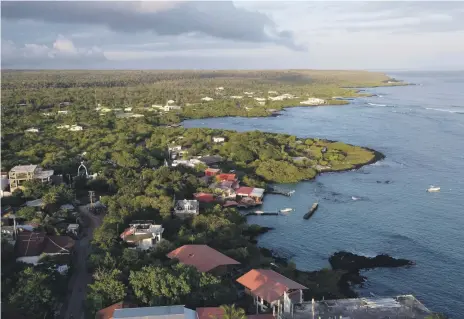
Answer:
[218,83,399,300]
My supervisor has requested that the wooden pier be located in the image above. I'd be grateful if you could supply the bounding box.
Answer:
[266,186,295,197]
[303,202,319,220]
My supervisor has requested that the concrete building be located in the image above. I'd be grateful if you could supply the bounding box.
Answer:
[120,221,164,250]
[8,165,54,192]
[292,295,432,319]
[300,98,325,105]
[174,199,199,218]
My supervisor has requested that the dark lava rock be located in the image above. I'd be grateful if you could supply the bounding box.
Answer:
[329,251,414,272]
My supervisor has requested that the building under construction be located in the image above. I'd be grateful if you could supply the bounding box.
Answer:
[8,164,54,192]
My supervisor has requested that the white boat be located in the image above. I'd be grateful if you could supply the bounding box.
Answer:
[427,186,440,192]
[255,210,264,214]
[279,208,293,213]
[352,196,360,201]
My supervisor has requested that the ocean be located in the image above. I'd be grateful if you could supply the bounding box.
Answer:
[183,71,464,317]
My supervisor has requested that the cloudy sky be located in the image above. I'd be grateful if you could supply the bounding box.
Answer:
[2,1,464,70]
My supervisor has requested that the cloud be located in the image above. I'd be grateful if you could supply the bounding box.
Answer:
[1,36,106,68]
[1,1,304,50]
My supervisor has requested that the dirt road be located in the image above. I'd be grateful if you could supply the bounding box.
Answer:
[63,205,103,319]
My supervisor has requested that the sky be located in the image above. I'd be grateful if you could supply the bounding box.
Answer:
[1,1,464,70]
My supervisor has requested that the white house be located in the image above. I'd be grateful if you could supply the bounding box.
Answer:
[268,90,279,94]
[300,98,325,105]
[169,145,182,152]
[124,107,132,112]
[120,221,164,250]
[171,159,201,168]
[254,97,266,102]
[244,91,254,95]
[100,108,112,113]
[174,200,199,218]
[167,100,175,104]
[164,105,182,111]
[57,125,70,129]
[213,137,225,143]
[69,125,83,131]
[57,110,69,115]
[216,87,224,91]
[25,128,39,133]
[201,97,214,102]
[152,104,164,109]
[230,96,243,99]
[42,112,54,116]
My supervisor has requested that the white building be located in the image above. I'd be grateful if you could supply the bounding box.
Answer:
[254,97,266,102]
[164,105,182,111]
[42,112,54,116]
[201,97,214,102]
[67,224,80,236]
[169,145,182,152]
[9,165,54,192]
[120,221,164,250]
[57,110,69,115]
[244,91,254,95]
[174,200,199,218]
[124,107,132,112]
[213,137,225,143]
[69,125,83,131]
[230,96,243,99]
[25,128,39,133]
[268,90,279,94]
[300,98,325,105]
[57,125,70,129]
[216,87,224,91]
[167,100,175,104]
[171,159,201,168]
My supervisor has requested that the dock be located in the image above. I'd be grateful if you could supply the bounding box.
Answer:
[245,212,279,216]
[303,202,318,220]
[266,186,295,197]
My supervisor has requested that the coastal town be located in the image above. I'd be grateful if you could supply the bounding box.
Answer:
[1,70,441,319]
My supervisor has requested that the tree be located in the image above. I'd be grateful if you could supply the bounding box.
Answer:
[8,267,58,319]
[87,268,127,314]
[16,206,38,220]
[214,305,246,319]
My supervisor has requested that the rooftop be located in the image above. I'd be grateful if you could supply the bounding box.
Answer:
[167,244,240,272]
[113,305,196,319]
[293,295,432,319]
[236,269,307,303]
[15,232,75,257]
[236,186,254,196]
[10,164,37,173]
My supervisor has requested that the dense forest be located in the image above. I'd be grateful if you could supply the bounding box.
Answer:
[1,70,396,319]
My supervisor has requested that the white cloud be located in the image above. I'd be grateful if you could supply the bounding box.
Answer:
[1,36,106,68]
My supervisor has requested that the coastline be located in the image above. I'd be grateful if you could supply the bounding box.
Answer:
[225,82,400,300]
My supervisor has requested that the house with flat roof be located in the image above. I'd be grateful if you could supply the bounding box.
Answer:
[237,269,307,319]
[120,221,163,250]
[8,165,54,192]
[174,200,199,218]
[167,244,240,275]
[213,137,225,143]
[292,295,432,319]
[113,305,196,319]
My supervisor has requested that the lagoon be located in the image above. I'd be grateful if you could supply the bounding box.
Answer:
[184,71,464,317]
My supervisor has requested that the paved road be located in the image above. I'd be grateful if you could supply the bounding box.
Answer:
[63,205,103,319]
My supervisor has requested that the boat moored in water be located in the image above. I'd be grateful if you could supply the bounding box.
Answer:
[304,202,319,220]
[427,186,440,192]
[279,208,293,213]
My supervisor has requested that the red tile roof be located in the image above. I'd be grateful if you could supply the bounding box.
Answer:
[196,307,224,319]
[236,269,307,303]
[236,186,253,196]
[194,192,215,203]
[96,301,128,319]
[167,244,240,272]
[205,168,221,176]
[216,174,236,182]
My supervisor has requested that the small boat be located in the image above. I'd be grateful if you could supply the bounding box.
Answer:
[279,208,293,213]
[255,210,264,214]
[427,186,440,192]
[352,196,359,201]
[304,202,319,220]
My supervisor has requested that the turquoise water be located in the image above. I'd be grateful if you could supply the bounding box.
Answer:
[183,71,464,317]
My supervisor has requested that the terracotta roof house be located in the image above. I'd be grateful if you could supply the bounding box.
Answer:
[236,186,254,197]
[113,305,196,319]
[236,187,265,204]
[15,231,75,265]
[167,244,240,275]
[216,173,237,182]
[205,168,221,177]
[194,192,215,203]
[237,269,307,318]
[96,302,132,319]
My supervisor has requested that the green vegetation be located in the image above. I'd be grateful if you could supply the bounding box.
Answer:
[1,70,390,318]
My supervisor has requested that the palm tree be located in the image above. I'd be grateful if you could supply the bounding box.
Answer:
[211,305,246,319]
